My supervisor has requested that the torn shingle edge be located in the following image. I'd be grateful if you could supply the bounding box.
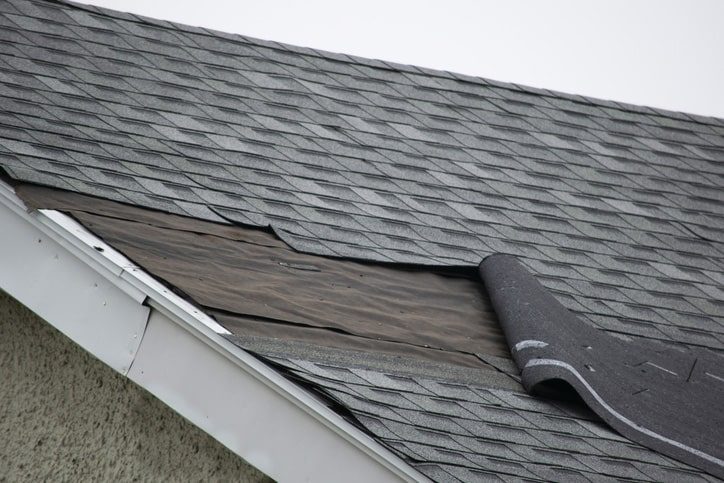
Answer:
[479,254,724,479]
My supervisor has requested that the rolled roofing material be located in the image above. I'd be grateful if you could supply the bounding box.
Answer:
[480,254,724,479]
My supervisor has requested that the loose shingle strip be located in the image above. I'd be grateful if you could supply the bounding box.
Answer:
[479,254,724,478]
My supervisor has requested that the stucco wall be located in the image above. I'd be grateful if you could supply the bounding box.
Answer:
[0,290,271,482]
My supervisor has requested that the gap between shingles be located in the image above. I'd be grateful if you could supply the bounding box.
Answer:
[71,208,284,249]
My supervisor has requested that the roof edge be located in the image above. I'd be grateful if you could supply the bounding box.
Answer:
[0,179,427,483]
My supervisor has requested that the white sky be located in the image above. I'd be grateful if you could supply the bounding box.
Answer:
[80,0,724,118]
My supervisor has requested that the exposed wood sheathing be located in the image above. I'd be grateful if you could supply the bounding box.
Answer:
[17,184,506,368]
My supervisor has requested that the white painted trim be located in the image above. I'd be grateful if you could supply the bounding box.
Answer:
[0,181,428,483]
[0,184,149,374]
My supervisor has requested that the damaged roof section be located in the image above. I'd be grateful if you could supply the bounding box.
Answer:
[14,183,721,481]
[17,184,505,369]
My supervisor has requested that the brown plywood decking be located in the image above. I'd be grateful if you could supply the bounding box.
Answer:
[17,184,507,368]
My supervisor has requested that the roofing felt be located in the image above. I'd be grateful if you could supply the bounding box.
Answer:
[14,183,720,482]
[1,0,723,480]
[16,183,504,368]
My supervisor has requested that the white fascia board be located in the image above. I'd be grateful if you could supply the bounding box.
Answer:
[0,181,428,483]
[0,182,149,374]
[130,309,411,482]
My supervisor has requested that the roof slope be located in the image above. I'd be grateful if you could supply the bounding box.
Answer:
[1,0,722,354]
[1,0,724,480]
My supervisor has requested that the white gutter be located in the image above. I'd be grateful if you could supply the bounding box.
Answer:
[0,180,428,483]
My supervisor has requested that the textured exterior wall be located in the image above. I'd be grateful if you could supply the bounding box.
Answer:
[0,290,271,482]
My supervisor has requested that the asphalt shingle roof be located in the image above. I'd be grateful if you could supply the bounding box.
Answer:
[1,0,722,353]
[1,0,723,480]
